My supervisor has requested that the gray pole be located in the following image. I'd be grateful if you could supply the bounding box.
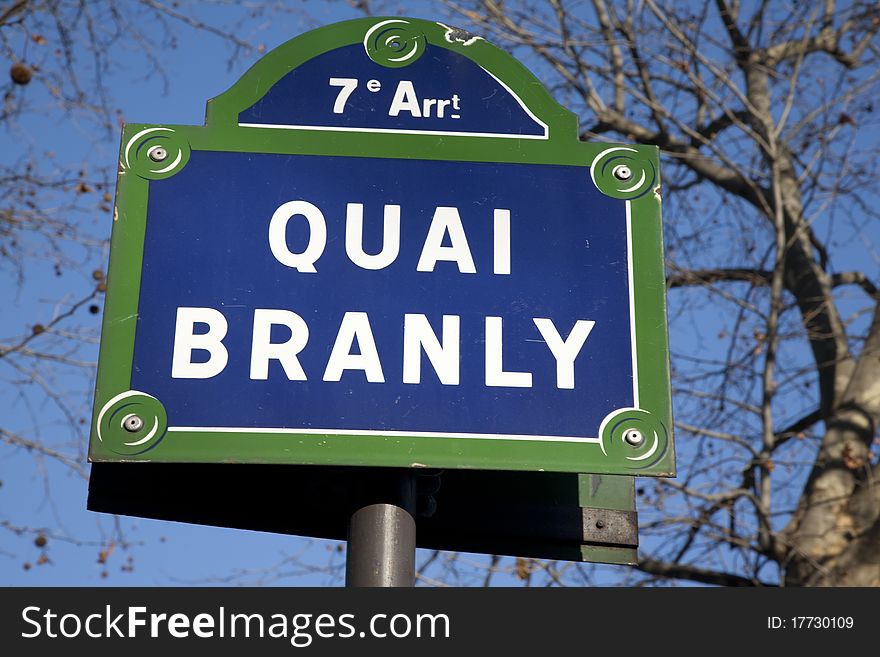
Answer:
[345,469,417,587]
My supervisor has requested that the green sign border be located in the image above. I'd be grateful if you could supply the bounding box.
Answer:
[89,17,674,477]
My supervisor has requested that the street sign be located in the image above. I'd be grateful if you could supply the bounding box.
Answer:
[89,17,673,477]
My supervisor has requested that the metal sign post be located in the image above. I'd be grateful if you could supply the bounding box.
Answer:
[87,17,674,581]
[345,469,416,587]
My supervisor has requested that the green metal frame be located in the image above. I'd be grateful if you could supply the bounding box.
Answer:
[89,17,673,477]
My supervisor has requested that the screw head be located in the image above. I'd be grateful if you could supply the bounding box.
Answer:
[612,164,633,181]
[623,428,645,447]
[595,520,606,529]
[122,415,144,433]
[147,146,168,162]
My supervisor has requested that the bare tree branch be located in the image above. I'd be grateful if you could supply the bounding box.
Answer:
[636,558,776,587]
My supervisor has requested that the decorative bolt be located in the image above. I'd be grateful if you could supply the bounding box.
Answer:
[123,415,144,433]
[147,146,168,163]
[595,520,606,529]
[623,428,645,447]
[612,164,633,181]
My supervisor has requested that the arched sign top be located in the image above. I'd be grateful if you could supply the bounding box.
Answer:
[206,17,578,140]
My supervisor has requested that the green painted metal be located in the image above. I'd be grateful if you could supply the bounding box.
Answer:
[578,474,638,564]
[89,17,673,477]
[579,474,635,511]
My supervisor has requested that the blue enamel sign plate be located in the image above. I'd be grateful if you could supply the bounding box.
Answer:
[134,153,633,437]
